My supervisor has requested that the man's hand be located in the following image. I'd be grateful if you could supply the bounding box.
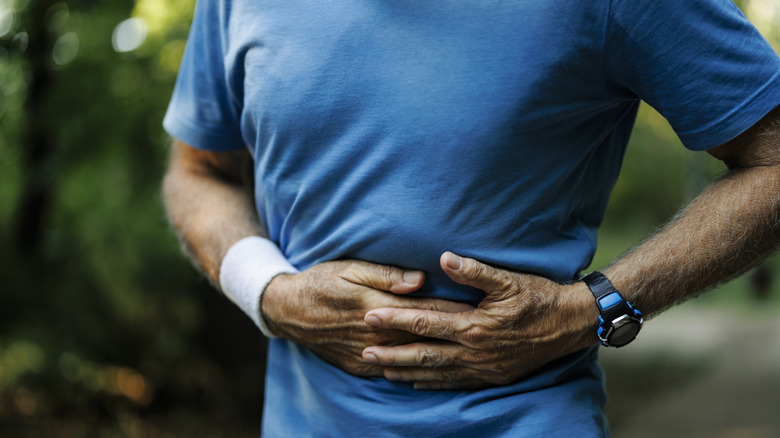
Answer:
[262,259,473,377]
[164,140,474,378]
[360,252,598,390]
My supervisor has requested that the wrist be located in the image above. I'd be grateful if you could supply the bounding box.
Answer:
[564,280,601,349]
[260,272,297,337]
[219,236,299,337]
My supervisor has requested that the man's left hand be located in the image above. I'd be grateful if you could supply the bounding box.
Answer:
[361,252,598,390]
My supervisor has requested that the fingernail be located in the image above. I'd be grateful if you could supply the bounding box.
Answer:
[445,253,462,270]
[366,314,381,327]
[403,271,422,285]
[385,370,400,380]
[363,353,377,363]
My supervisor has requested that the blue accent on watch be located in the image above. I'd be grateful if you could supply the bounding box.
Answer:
[597,292,622,310]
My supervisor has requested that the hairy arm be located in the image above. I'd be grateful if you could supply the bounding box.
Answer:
[607,105,780,315]
[363,106,780,390]
[162,140,261,285]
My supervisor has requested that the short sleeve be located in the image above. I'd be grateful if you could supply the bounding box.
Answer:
[605,0,780,150]
[163,0,244,151]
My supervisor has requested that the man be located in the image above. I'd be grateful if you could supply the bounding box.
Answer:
[162,0,780,436]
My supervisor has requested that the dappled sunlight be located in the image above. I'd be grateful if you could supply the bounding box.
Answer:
[745,0,780,45]
[52,30,78,67]
[112,17,147,53]
[158,38,186,75]
[133,0,194,39]
[0,2,14,39]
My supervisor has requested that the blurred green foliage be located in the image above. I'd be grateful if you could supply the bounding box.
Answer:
[0,0,778,436]
[0,0,267,435]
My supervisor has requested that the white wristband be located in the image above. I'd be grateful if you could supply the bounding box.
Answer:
[218,236,299,338]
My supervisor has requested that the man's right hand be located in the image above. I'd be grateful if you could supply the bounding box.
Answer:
[262,260,474,377]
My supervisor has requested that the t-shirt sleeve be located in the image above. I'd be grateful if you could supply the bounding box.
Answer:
[163,0,244,151]
[605,0,780,151]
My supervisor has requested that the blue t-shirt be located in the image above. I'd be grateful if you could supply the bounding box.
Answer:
[164,1,780,436]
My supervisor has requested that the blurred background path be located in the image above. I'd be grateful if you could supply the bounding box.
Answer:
[603,301,780,438]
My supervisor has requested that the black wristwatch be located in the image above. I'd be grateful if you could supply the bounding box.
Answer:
[581,271,643,348]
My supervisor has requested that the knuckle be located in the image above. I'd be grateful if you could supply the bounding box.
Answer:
[434,367,457,382]
[463,260,485,282]
[491,270,515,291]
[417,349,432,367]
[425,300,440,312]
[498,275,516,291]
[463,260,514,290]
[418,347,447,368]
[435,319,455,338]
[412,314,431,336]
[381,265,399,287]
[461,326,487,345]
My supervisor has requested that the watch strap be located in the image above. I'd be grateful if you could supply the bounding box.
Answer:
[581,271,634,323]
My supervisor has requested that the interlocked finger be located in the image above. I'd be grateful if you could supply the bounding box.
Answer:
[385,295,475,314]
[340,260,425,294]
[364,308,468,341]
[363,342,458,368]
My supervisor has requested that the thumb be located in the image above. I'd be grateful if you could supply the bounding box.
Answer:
[440,252,513,293]
[340,260,425,294]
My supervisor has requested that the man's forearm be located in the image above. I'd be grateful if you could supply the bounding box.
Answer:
[606,164,780,316]
[162,140,262,286]
[606,108,780,316]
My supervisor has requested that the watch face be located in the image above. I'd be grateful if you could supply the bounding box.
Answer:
[609,320,641,347]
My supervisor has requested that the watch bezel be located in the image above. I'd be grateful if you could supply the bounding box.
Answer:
[600,314,643,347]
[582,271,644,348]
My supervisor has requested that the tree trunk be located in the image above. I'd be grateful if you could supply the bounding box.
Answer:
[13,0,56,255]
